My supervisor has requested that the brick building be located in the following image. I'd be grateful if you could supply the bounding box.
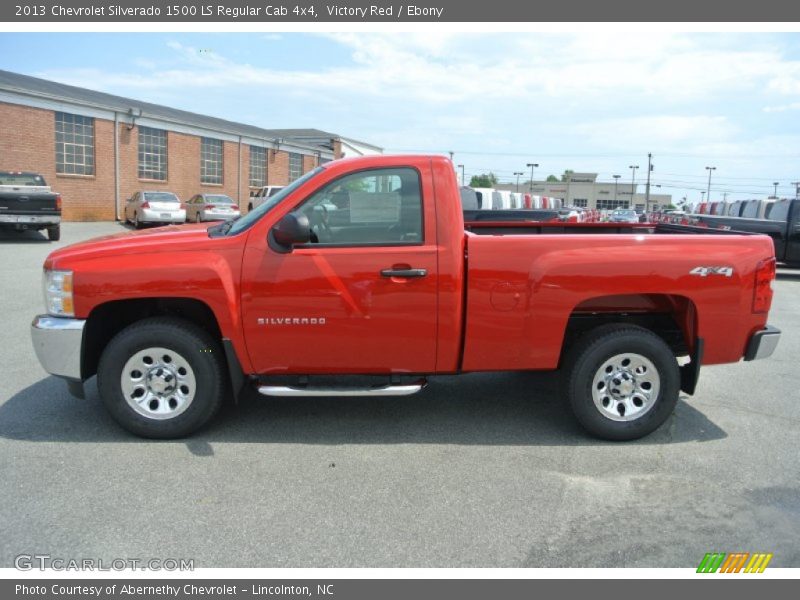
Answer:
[0,69,381,221]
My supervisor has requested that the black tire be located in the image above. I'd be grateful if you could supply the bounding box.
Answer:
[562,324,680,441]
[247,203,253,213]
[46,224,60,241]
[97,317,226,438]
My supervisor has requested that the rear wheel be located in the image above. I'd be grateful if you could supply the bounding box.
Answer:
[97,317,226,438]
[46,224,60,241]
[562,324,680,441]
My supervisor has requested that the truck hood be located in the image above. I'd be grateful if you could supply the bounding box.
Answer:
[45,224,216,268]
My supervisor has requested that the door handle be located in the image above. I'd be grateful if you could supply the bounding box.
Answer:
[380,268,427,278]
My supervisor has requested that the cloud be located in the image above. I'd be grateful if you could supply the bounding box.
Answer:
[763,102,800,113]
[37,33,800,109]
[573,115,736,150]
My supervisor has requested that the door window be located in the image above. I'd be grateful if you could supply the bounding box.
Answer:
[297,168,423,245]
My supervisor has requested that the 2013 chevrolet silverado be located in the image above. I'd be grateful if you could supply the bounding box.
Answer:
[31,156,781,440]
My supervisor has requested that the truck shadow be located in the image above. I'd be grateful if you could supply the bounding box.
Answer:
[0,229,50,243]
[0,372,726,448]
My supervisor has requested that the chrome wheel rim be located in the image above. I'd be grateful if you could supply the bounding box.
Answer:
[120,347,196,420]
[591,353,660,422]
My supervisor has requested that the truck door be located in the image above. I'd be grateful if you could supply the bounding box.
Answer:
[242,166,439,374]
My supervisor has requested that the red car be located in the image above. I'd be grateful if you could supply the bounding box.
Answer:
[31,155,780,440]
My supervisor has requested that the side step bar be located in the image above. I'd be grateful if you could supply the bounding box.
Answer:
[258,381,426,398]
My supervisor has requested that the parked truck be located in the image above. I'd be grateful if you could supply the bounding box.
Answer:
[0,171,61,240]
[664,199,800,267]
[31,156,780,441]
[247,185,284,212]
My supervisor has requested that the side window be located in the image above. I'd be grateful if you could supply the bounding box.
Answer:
[297,168,423,245]
[766,200,789,222]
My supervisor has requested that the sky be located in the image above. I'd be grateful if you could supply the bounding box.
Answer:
[1,32,800,204]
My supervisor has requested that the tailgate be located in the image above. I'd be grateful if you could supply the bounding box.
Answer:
[0,191,60,215]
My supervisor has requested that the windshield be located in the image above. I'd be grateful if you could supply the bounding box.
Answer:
[206,195,235,204]
[144,192,179,203]
[226,167,324,236]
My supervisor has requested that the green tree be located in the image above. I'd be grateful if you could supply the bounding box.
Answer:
[561,170,574,182]
[469,173,499,188]
[546,174,559,182]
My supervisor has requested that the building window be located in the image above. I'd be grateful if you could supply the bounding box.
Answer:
[201,137,223,184]
[597,199,630,210]
[573,199,588,208]
[138,126,167,180]
[288,152,303,182]
[249,145,266,187]
[55,112,94,175]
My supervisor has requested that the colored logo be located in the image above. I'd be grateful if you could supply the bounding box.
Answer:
[697,553,773,573]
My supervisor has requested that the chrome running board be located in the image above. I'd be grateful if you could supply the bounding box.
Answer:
[258,381,426,398]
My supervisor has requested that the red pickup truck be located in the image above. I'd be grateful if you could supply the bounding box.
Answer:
[31,155,780,441]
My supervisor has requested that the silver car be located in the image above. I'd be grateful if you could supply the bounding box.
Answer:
[609,209,640,224]
[185,194,241,222]
[124,191,186,228]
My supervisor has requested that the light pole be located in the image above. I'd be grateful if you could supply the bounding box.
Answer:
[514,172,524,193]
[773,182,779,198]
[629,165,639,209]
[457,164,465,186]
[613,174,621,202]
[701,191,706,203]
[526,162,539,193]
[705,166,716,202]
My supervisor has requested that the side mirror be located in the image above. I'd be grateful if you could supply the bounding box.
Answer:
[270,211,310,252]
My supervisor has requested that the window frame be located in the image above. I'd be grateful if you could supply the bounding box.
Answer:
[137,126,168,181]
[200,137,224,185]
[292,166,426,249]
[249,145,267,187]
[55,111,95,176]
[288,152,303,182]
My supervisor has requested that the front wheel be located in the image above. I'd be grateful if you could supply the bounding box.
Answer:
[97,317,226,438]
[562,324,680,441]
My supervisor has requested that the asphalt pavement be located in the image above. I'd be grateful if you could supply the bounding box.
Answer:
[1,222,798,568]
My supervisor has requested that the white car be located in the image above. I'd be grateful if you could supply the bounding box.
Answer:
[185,193,241,222]
[125,191,186,228]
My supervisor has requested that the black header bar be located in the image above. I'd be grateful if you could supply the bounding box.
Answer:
[3,0,800,22]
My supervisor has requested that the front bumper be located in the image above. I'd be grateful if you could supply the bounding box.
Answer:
[744,325,781,361]
[31,315,85,380]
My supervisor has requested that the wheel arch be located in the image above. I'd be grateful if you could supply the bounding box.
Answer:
[82,297,226,382]
[562,293,698,357]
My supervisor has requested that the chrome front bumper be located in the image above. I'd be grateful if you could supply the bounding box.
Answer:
[744,325,781,361]
[30,315,85,380]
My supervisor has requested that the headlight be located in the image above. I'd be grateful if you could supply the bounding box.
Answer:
[43,269,74,317]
